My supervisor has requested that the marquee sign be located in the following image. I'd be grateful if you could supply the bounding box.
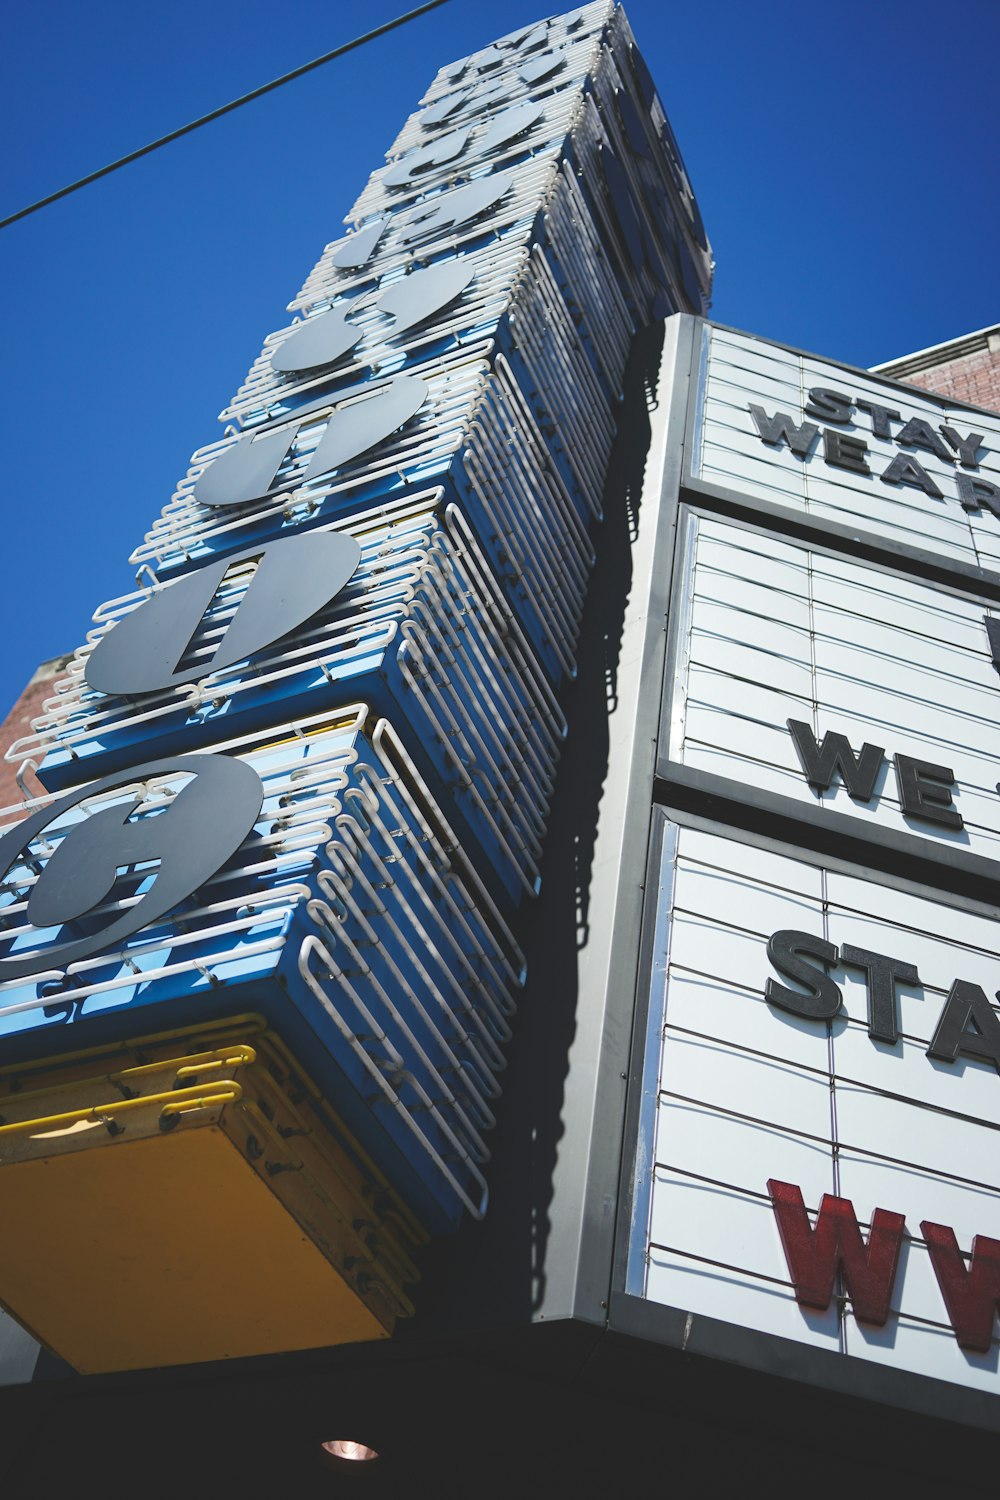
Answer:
[661,512,1000,873]
[625,812,1000,1393]
[0,5,712,1374]
[616,318,1000,1409]
[690,324,1000,576]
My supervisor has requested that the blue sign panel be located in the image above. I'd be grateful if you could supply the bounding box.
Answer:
[0,711,523,1233]
[35,495,564,910]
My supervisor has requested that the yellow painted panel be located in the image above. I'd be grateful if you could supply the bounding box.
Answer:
[0,1037,422,1326]
[0,1125,389,1374]
[0,1019,427,1251]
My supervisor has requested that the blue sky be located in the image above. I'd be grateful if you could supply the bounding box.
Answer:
[0,0,997,718]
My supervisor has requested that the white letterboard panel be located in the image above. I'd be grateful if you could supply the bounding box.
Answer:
[662,513,1000,868]
[692,325,1000,574]
[629,816,1000,1393]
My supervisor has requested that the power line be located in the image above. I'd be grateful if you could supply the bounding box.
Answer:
[0,0,450,233]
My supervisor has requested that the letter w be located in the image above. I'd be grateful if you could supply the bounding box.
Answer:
[922,1222,1000,1353]
[748,404,819,457]
[787,720,885,801]
[768,1180,906,1326]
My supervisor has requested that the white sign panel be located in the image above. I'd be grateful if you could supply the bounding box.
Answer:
[630,816,1000,1392]
[664,513,1000,868]
[693,325,1000,574]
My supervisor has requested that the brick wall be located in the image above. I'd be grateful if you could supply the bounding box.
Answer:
[0,657,72,811]
[874,326,1000,416]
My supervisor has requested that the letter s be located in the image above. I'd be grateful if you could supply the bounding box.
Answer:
[765,930,842,1021]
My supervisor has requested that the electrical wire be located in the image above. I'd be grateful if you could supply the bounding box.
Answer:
[0,0,450,232]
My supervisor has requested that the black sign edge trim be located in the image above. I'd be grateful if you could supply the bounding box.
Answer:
[607,1286,1000,1432]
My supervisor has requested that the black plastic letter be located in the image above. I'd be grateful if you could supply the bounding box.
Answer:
[957,474,1000,518]
[928,980,1000,1076]
[893,754,963,829]
[787,720,885,802]
[840,944,920,1045]
[879,453,944,499]
[766,930,842,1021]
[940,426,984,470]
[804,388,854,424]
[894,417,953,464]
[984,614,1000,673]
[822,429,870,476]
[748,406,819,458]
[855,399,900,440]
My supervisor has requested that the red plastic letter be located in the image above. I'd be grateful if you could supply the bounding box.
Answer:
[922,1222,1000,1354]
[768,1180,906,1326]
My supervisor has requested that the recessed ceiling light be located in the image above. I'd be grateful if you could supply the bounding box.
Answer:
[320,1438,380,1464]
